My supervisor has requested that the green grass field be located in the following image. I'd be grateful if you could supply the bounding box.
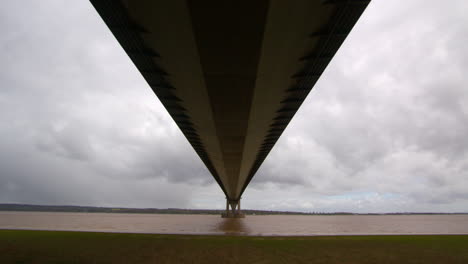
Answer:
[1,230,468,263]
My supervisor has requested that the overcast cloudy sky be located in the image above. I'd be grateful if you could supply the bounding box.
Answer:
[1,0,467,213]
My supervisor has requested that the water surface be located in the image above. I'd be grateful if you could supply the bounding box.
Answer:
[1,211,467,236]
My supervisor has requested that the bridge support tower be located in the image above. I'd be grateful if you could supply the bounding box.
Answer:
[221,197,245,218]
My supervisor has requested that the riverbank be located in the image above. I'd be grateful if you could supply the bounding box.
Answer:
[1,230,467,263]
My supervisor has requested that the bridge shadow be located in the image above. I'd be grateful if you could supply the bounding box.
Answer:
[214,218,251,235]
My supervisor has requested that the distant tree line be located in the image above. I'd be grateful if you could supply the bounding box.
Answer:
[0,204,466,215]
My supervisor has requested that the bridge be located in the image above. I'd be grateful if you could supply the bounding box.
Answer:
[90,0,370,217]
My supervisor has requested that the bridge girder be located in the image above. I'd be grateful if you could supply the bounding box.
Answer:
[90,0,370,201]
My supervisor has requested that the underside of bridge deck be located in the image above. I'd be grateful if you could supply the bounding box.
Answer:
[90,0,370,215]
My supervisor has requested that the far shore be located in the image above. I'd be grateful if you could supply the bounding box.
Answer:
[3,228,468,237]
[1,203,467,215]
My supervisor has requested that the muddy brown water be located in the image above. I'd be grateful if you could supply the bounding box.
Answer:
[1,211,467,236]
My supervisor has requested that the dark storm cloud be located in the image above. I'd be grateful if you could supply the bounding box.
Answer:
[1,0,467,212]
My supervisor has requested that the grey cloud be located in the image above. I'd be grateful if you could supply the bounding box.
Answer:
[0,0,212,208]
[1,0,468,212]
[248,0,468,211]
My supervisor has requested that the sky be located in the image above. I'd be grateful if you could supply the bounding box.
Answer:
[1,0,467,213]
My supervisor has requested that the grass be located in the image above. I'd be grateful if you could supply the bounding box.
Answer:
[1,230,468,263]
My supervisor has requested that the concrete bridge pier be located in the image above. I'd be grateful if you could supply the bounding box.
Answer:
[222,197,245,218]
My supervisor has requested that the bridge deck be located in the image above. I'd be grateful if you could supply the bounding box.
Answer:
[90,0,370,201]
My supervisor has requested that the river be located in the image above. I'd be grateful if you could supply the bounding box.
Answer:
[1,211,467,236]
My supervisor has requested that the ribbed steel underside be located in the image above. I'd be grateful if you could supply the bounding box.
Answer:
[90,0,370,200]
